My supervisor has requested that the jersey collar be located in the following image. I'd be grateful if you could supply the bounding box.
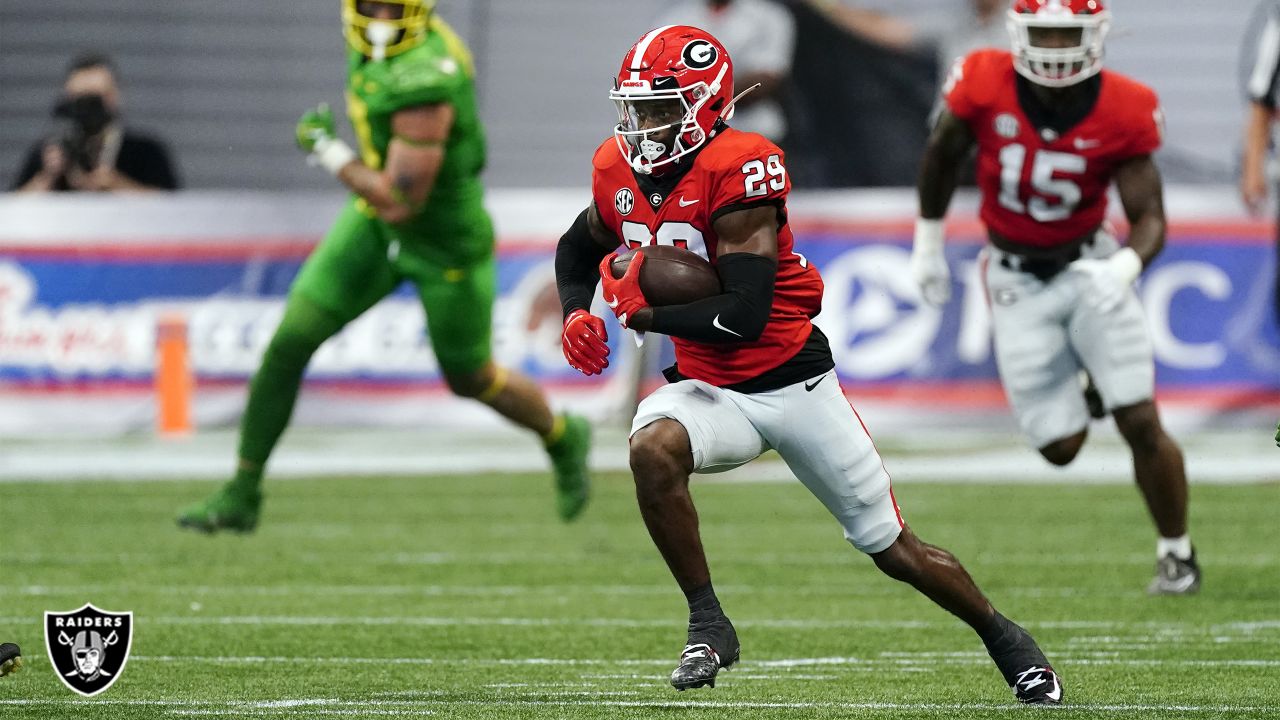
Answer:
[631,120,729,209]
[1015,73,1102,139]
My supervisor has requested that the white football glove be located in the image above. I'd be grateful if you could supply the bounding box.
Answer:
[910,218,952,306]
[1069,247,1142,314]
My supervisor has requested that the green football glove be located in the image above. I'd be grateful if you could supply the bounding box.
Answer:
[295,104,337,154]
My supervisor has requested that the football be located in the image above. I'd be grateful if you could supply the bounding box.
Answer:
[610,245,721,307]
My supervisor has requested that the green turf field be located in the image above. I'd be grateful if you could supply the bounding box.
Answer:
[1,472,1277,718]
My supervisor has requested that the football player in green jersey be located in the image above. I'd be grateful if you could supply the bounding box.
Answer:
[178,0,591,532]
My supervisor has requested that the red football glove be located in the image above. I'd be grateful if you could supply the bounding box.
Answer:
[598,251,648,328]
[561,309,610,376]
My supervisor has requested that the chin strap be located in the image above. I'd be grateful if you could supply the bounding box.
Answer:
[719,83,762,122]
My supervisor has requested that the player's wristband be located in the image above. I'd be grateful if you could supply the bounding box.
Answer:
[913,218,945,254]
[313,137,357,176]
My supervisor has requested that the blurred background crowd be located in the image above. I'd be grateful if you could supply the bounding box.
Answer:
[0,0,1256,192]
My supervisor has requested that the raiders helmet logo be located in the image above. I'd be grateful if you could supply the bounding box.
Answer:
[45,603,133,697]
[681,40,718,70]
[615,187,635,216]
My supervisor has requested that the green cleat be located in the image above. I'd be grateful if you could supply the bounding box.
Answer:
[546,413,591,522]
[0,643,22,677]
[177,482,262,534]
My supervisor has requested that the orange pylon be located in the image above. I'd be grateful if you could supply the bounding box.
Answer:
[155,313,194,437]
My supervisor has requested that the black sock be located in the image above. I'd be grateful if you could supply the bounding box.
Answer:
[977,610,1015,650]
[684,582,722,616]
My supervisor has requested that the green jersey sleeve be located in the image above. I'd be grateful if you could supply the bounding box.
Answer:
[364,47,466,115]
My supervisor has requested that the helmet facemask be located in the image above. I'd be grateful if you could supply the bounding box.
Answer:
[343,0,433,61]
[1007,7,1109,87]
[611,64,727,175]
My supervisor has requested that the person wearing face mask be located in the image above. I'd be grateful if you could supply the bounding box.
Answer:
[10,53,180,193]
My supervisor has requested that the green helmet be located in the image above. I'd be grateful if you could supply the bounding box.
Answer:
[342,0,434,60]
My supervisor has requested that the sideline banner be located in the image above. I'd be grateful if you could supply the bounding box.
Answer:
[0,189,1275,436]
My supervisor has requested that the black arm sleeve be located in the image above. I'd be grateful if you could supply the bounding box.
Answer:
[555,207,613,318]
[649,252,776,344]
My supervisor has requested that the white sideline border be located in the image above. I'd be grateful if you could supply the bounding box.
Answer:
[2,694,1277,716]
[0,427,1276,483]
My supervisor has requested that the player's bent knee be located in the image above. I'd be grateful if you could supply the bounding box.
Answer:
[441,367,491,399]
[1039,430,1086,466]
[263,329,323,370]
[629,420,694,488]
[1112,401,1161,453]
[838,490,903,556]
[869,528,921,583]
[848,520,904,557]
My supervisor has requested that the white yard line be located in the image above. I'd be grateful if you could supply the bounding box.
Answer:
[170,707,435,712]
[395,699,1280,714]
[2,427,1275,483]
[0,697,1273,715]
[12,583,690,598]
[110,655,1280,669]
[4,550,1275,570]
[2,615,1278,634]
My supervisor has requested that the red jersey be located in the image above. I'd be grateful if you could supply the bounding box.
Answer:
[944,49,1163,248]
[591,128,824,387]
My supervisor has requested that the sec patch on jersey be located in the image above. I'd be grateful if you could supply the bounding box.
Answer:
[611,245,721,307]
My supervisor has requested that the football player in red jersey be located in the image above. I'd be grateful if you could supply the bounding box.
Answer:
[913,0,1199,595]
[556,25,1062,703]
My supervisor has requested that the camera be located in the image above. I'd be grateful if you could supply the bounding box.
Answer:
[52,94,114,172]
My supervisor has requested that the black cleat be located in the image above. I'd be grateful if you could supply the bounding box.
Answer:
[670,612,739,691]
[1012,664,1063,705]
[986,617,1064,705]
[0,643,22,677]
[1081,371,1106,420]
[1148,549,1201,595]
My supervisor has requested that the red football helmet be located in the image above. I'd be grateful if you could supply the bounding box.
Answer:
[610,25,735,175]
[1007,0,1110,87]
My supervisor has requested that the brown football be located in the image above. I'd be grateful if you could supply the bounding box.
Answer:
[610,245,721,307]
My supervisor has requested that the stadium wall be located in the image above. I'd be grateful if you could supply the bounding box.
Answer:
[0,0,1254,189]
[0,188,1276,438]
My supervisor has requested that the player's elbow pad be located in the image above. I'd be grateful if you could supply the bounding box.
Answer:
[716,252,777,342]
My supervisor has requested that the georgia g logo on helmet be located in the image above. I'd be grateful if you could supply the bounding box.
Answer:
[609,26,736,175]
[681,40,718,70]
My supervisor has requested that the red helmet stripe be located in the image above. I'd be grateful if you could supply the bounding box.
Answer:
[628,24,676,81]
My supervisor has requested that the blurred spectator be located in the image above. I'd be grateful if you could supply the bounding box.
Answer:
[805,0,1007,80]
[656,0,795,143]
[11,53,180,193]
[1241,0,1280,323]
